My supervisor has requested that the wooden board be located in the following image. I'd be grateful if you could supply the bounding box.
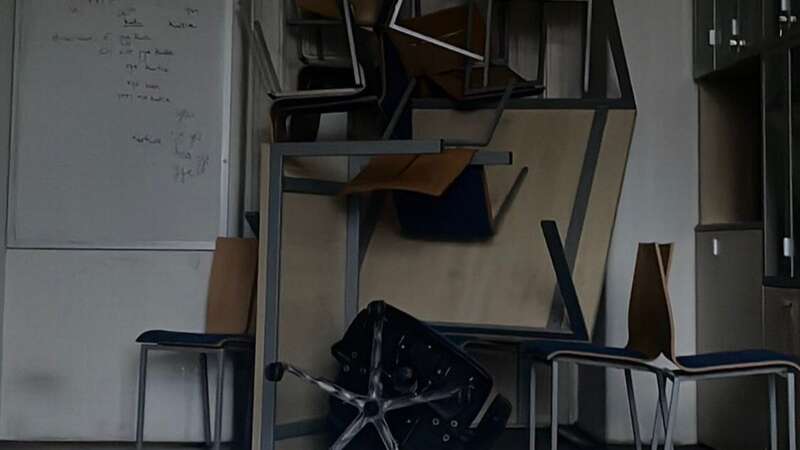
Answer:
[274,192,347,424]
[254,146,349,440]
[572,109,635,333]
[360,109,595,330]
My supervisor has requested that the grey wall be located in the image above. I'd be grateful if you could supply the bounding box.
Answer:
[594,0,698,444]
[0,0,13,421]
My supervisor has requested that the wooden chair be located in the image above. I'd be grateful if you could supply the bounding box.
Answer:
[524,222,668,450]
[134,238,258,450]
[643,244,800,450]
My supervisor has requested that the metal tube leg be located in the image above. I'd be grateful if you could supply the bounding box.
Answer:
[550,361,558,450]
[201,353,212,448]
[789,372,797,450]
[770,374,778,450]
[649,396,660,450]
[657,375,669,432]
[530,362,537,450]
[624,370,642,450]
[651,374,668,450]
[136,346,148,450]
[664,379,681,450]
[214,350,225,450]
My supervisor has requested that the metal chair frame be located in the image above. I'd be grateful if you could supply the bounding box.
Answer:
[654,362,797,450]
[135,343,252,450]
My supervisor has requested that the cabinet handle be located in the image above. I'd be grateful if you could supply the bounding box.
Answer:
[785,237,794,258]
[729,19,744,51]
[712,238,720,256]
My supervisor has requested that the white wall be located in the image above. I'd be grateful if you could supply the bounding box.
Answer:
[600,0,698,444]
[0,250,239,441]
[0,0,246,441]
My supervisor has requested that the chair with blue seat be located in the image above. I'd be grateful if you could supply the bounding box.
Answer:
[135,237,259,450]
[526,221,672,450]
[634,243,799,450]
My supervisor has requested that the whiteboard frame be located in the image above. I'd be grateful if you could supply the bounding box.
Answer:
[6,0,234,251]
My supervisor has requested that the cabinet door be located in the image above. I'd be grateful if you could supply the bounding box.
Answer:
[695,0,716,77]
[765,287,800,355]
[766,0,800,38]
[764,49,792,278]
[716,0,740,68]
[764,287,800,450]
[697,229,766,450]
[738,0,763,51]
[790,46,800,274]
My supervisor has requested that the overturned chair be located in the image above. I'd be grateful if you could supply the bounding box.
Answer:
[266,300,511,450]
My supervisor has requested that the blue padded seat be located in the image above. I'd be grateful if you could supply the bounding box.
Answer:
[136,330,253,348]
[524,340,648,363]
[675,350,800,373]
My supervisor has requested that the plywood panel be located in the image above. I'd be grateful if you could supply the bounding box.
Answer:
[360,109,595,329]
[275,193,347,425]
[572,109,636,333]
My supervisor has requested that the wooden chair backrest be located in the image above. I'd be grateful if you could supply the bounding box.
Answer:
[626,242,674,360]
[205,238,259,335]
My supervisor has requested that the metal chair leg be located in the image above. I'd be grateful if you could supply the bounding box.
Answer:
[789,372,797,450]
[624,369,642,450]
[529,362,537,450]
[649,396,660,450]
[200,353,212,448]
[136,346,148,450]
[214,350,225,450]
[657,374,669,432]
[663,379,681,450]
[770,374,778,450]
[550,361,558,450]
[650,373,669,450]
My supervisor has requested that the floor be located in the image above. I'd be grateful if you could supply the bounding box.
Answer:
[496,429,711,450]
[0,433,712,450]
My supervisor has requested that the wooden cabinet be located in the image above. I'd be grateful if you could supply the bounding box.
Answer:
[694,0,763,77]
[695,0,716,77]
[696,227,767,450]
[764,48,793,278]
[764,286,800,449]
[765,287,800,356]
[761,43,800,280]
[765,0,800,39]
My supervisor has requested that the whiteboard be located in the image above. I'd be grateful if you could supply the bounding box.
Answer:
[9,0,233,249]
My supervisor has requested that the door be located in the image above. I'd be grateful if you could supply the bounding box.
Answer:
[764,49,792,278]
